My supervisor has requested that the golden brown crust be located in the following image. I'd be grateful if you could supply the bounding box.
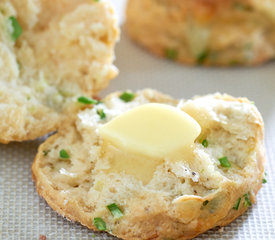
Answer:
[32,90,266,240]
[32,138,97,230]
[126,0,275,66]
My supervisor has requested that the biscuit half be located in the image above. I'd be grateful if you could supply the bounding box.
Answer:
[0,0,119,143]
[126,0,275,66]
[32,89,266,240]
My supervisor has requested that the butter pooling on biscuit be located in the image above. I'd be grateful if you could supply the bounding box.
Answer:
[0,0,119,143]
[99,103,201,183]
[32,89,265,240]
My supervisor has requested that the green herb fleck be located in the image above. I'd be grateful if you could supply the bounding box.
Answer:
[77,96,98,105]
[229,60,240,66]
[233,2,252,11]
[58,90,72,98]
[17,60,22,70]
[8,16,22,41]
[233,197,241,210]
[243,193,252,207]
[107,203,124,219]
[97,109,106,120]
[43,150,50,156]
[203,200,209,206]
[59,149,70,159]
[201,139,208,148]
[93,217,106,231]
[96,100,103,105]
[165,48,178,60]
[94,0,100,2]
[265,172,267,176]
[119,91,135,102]
[218,156,231,168]
[262,178,267,184]
[244,43,253,51]
[196,51,208,64]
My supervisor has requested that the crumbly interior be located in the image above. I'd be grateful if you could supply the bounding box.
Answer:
[126,0,275,65]
[35,89,265,239]
[0,0,119,142]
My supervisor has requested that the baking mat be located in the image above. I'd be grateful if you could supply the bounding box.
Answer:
[1,1,275,239]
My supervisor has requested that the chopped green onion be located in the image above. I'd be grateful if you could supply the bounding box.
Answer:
[119,91,135,102]
[93,217,106,231]
[243,193,252,207]
[203,200,209,206]
[233,197,241,210]
[59,149,70,159]
[107,203,124,219]
[8,16,22,41]
[43,150,50,156]
[218,156,231,168]
[77,96,98,105]
[165,48,178,60]
[262,178,267,184]
[97,109,106,120]
[196,51,208,64]
[201,139,208,148]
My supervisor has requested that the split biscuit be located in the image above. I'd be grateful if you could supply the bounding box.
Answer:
[32,89,266,240]
[0,0,119,143]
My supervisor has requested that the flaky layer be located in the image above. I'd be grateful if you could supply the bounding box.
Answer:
[126,0,275,66]
[32,89,265,240]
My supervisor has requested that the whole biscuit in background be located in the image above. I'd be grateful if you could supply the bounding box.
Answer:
[126,0,275,66]
[0,0,119,143]
[32,89,266,240]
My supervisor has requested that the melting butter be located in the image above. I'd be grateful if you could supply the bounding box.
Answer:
[99,103,201,184]
[101,142,163,184]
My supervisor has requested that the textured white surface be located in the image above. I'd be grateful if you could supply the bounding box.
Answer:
[1,1,275,239]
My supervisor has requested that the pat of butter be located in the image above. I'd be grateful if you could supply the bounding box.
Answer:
[99,103,201,159]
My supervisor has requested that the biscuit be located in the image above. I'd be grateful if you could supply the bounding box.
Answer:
[0,0,119,143]
[32,89,266,240]
[126,0,275,66]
